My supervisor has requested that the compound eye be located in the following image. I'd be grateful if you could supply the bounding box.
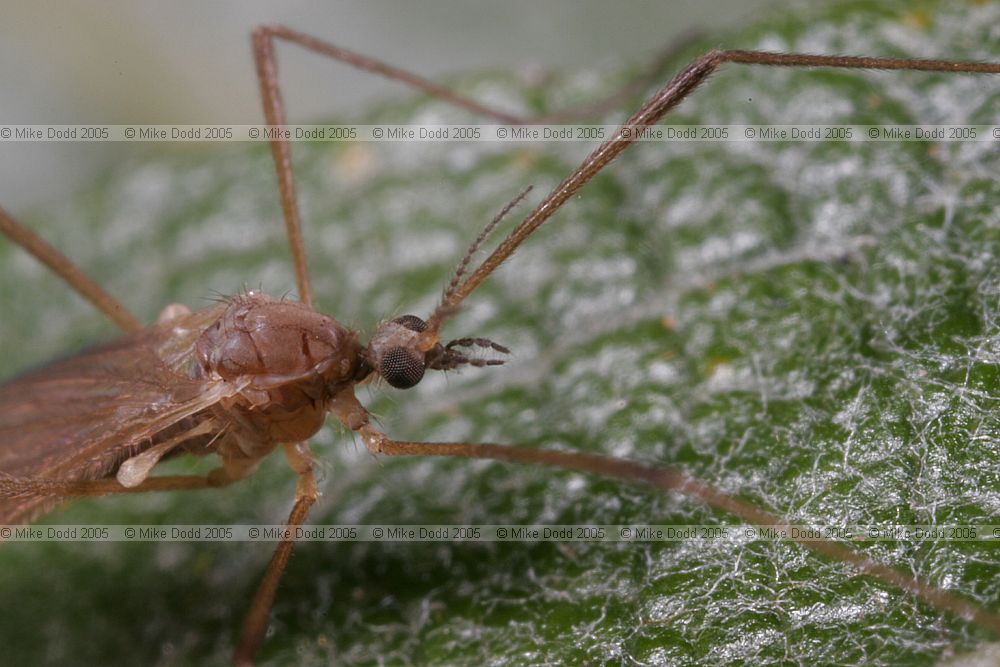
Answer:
[392,314,428,332]
[380,346,425,388]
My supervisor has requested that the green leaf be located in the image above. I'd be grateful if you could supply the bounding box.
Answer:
[2,2,999,665]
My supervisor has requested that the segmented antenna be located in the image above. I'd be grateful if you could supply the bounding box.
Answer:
[431,186,533,329]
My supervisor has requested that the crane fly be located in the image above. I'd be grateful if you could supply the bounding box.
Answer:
[1,19,1000,666]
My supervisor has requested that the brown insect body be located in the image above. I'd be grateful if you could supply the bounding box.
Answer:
[195,292,365,447]
[0,286,497,526]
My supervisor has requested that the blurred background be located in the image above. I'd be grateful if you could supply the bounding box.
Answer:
[0,0,775,212]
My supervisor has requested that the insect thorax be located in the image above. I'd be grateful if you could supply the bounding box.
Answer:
[195,292,364,448]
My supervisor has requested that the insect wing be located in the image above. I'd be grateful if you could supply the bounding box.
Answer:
[0,304,232,523]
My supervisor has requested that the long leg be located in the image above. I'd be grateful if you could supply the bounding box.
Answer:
[234,442,318,667]
[427,50,1000,327]
[249,25,699,309]
[1,431,257,526]
[252,27,1000,322]
[250,25,532,308]
[359,426,1000,636]
[2,24,671,330]
[0,468,250,526]
[0,466,250,500]
[246,36,1000,664]
[0,205,141,332]
[254,25,702,124]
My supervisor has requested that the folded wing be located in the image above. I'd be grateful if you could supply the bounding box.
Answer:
[0,304,235,523]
